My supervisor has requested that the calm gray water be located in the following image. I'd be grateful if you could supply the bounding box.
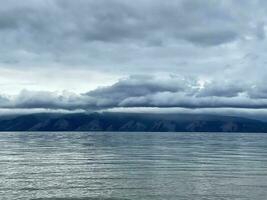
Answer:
[0,132,267,200]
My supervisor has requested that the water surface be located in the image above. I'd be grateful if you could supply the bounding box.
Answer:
[0,132,267,200]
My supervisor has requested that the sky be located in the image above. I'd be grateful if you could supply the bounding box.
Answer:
[1,0,267,117]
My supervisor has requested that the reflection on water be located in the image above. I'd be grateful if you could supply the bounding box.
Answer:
[0,132,267,200]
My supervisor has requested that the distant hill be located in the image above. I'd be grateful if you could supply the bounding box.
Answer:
[0,112,267,132]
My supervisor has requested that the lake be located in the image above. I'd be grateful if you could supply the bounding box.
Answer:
[0,132,267,200]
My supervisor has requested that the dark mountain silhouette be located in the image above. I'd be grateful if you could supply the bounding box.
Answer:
[0,112,267,132]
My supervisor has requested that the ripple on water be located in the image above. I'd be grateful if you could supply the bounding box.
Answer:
[0,132,267,200]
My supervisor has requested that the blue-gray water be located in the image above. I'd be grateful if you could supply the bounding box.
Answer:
[0,132,267,200]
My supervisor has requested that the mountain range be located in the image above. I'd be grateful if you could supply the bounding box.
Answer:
[0,112,267,132]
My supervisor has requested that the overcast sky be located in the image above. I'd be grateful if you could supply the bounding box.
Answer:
[1,0,267,116]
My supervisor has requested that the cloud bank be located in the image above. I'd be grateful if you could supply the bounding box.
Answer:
[1,75,267,112]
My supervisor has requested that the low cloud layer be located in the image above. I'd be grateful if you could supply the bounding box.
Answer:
[1,75,267,112]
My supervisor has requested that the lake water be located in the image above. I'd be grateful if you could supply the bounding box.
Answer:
[0,132,267,200]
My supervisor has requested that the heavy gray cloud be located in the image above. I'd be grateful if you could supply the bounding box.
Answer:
[0,0,242,46]
[1,0,267,116]
[0,0,266,74]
